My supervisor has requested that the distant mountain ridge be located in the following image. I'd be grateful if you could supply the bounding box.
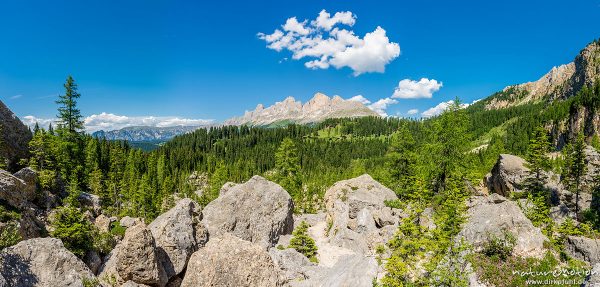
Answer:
[224,92,379,126]
[92,126,206,142]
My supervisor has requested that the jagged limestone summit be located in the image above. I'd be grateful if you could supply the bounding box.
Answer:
[225,92,379,126]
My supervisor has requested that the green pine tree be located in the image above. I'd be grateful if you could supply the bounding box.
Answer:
[275,138,302,200]
[525,126,551,193]
[427,98,470,193]
[288,221,318,262]
[385,124,418,200]
[50,205,93,258]
[563,133,587,216]
[56,76,84,134]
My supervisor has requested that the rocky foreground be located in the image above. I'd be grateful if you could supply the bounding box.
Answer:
[1,156,600,286]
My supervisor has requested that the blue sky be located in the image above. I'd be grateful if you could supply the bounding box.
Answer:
[0,0,599,131]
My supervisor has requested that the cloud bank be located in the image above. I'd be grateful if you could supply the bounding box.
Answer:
[421,99,479,118]
[392,78,443,99]
[258,10,400,76]
[22,113,214,133]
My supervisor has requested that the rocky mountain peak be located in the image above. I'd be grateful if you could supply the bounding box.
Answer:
[484,40,600,110]
[224,92,378,126]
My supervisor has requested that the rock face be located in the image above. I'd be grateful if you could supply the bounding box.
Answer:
[224,93,379,126]
[181,233,279,287]
[99,223,167,286]
[324,174,397,219]
[149,198,208,280]
[202,176,294,249]
[0,100,32,170]
[294,254,378,287]
[0,238,94,287]
[269,248,316,284]
[120,216,143,228]
[0,168,37,208]
[459,194,548,258]
[565,236,600,265]
[323,174,399,254]
[485,154,529,196]
[484,40,599,110]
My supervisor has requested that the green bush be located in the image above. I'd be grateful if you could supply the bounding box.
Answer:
[50,206,93,258]
[0,223,21,249]
[288,221,318,262]
[0,204,20,222]
[482,231,516,260]
[109,221,126,238]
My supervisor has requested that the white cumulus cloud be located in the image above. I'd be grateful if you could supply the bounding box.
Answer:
[407,109,419,115]
[313,10,356,31]
[368,98,398,117]
[347,95,371,105]
[392,78,443,99]
[258,10,400,76]
[22,112,214,133]
[22,116,57,129]
[421,100,473,118]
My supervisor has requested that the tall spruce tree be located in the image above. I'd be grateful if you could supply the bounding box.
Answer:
[563,133,587,216]
[56,76,84,134]
[275,138,301,199]
[427,98,470,193]
[525,126,551,193]
[385,124,417,199]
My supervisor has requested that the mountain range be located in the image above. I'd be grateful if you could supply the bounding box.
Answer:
[224,92,378,126]
[92,126,206,142]
[93,92,378,142]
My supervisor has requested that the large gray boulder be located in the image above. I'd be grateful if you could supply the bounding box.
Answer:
[0,169,37,208]
[293,254,378,287]
[324,174,397,219]
[120,216,143,228]
[269,248,317,284]
[565,236,600,265]
[180,233,280,287]
[485,154,529,196]
[149,198,208,280]
[0,238,95,287]
[459,194,548,258]
[202,176,294,249]
[323,175,399,255]
[0,101,32,171]
[99,223,167,286]
[13,167,37,187]
[17,208,45,240]
[328,200,369,254]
